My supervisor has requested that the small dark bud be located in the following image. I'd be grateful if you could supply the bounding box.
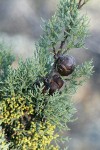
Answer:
[55,55,76,76]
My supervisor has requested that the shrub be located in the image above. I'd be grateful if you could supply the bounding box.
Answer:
[0,0,93,149]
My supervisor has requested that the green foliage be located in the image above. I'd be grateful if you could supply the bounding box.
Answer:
[44,60,93,129]
[38,0,89,71]
[0,42,15,81]
[57,0,89,50]
[0,0,93,150]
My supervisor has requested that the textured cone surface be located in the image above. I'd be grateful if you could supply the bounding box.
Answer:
[43,74,64,95]
[56,55,76,76]
[49,74,64,95]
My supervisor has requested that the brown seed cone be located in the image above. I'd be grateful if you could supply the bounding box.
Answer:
[55,55,76,76]
[51,74,64,89]
[43,74,64,95]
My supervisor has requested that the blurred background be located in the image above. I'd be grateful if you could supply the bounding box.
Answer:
[0,0,100,149]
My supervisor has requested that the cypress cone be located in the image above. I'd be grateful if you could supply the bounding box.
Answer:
[43,74,64,95]
[55,55,76,76]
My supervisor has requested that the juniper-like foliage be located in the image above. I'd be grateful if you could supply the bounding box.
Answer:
[0,42,15,81]
[0,0,93,149]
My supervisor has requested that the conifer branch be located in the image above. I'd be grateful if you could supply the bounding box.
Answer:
[0,0,93,149]
[59,0,89,52]
[53,46,57,58]
[59,31,68,49]
[78,0,89,9]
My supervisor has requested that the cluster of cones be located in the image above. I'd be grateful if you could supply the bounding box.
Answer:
[35,54,76,95]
